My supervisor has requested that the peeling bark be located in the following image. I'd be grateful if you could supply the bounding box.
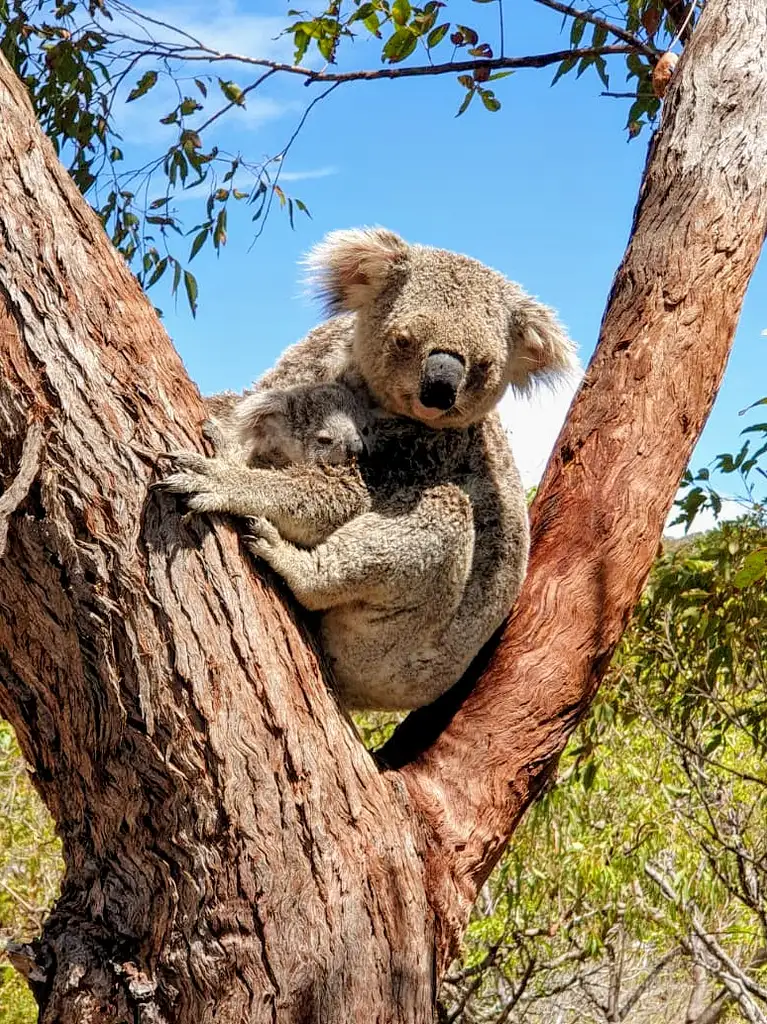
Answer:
[0,0,765,1020]
[0,54,433,1024]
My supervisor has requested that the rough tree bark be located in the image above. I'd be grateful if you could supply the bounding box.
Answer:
[0,1,765,1020]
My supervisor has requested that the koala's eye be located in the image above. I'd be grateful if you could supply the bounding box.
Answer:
[392,333,413,352]
[361,425,370,438]
[315,432,334,446]
[468,361,492,387]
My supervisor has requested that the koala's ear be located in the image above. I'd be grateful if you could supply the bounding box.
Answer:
[233,389,290,433]
[505,292,578,392]
[304,227,408,314]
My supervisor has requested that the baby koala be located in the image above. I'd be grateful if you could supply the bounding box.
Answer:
[205,382,372,469]
[192,381,476,711]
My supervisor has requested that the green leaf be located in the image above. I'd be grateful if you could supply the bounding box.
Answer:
[480,89,501,112]
[179,97,201,116]
[184,269,199,316]
[582,758,598,791]
[592,23,608,48]
[293,27,310,63]
[146,257,168,289]
[383,27,417,62]
[127,69,157,102]
[552,55,578,85]
[189,227,209,261]
[194,78,208,97]
[352,2,377,19]
[219,79,245,105]
[427,22,450,48]
[570,17,586,47]
[172,258,182,296]
[317,31,337,61]
[391,0,411,26]
[455,87,475,117]
[213,208,227,248]
[740,397,767,413]
[363,12,381,35]
[594,55,609,89]
[733,549,767,589]
[626,52,645,79]
[576,54,594,79]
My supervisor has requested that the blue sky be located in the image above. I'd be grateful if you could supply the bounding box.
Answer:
[114,0,766,527]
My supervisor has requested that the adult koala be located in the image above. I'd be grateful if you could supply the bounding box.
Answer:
[161,228,576,709]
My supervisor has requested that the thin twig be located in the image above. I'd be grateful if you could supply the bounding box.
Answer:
[98,39,639,84]
[534,0,657,59]
[645,865,767,1010]
[661,0,696,45]
[195,67,278,134]
[668,0,698,50]
[251,82,340,243]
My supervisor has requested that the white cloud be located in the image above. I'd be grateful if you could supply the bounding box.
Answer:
[499,375,581,489]
[103,2,299,145]
[276,166,338,182]
[164,165,337,206]
[117,3,290,62]
[117,89,295,146]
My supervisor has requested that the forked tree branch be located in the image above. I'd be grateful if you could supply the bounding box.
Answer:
[381,0,767,969]
[0,0,765,1018]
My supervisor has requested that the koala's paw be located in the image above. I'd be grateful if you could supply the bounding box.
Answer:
[155,451,234,514]
[201,418,227,456]
[243,516,282,562]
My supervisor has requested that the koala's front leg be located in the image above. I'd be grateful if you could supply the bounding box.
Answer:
[244,484,474,616]
[243,518,333,611]
[157,452,370,547]
[243,515,388,612]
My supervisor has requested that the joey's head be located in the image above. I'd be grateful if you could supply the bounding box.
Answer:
[233,383,371,468]
[305,227,577,428]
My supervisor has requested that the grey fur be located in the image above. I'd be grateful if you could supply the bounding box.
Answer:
[161,228,576,710]
[205,382,373,469]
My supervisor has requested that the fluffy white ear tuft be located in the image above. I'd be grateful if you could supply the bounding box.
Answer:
[303,227,408,314]
[506,293,578,392]
[233,389,289,437]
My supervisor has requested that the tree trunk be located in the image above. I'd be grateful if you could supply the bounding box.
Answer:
[0,1,765,1021]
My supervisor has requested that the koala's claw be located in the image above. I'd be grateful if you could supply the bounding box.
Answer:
[163,450,211,474]
[153,451,234,516]
[244,516,280,544]
[243,516,282,560]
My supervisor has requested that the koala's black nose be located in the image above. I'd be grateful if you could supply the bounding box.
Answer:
[420,351,465,411]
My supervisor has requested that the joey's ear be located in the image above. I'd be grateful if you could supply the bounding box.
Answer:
[303,227,408,315]
[505,292,578,392]
[233,389,290,433]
